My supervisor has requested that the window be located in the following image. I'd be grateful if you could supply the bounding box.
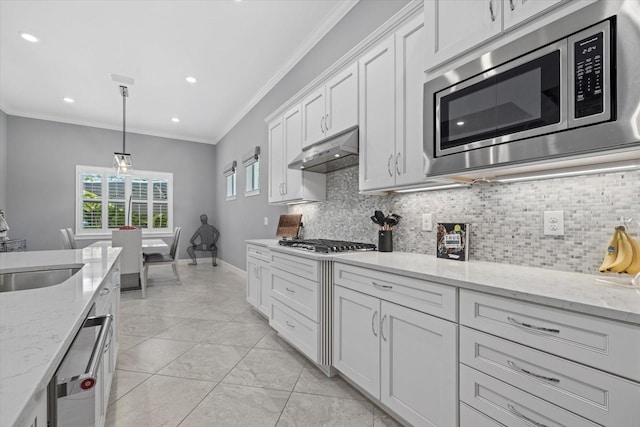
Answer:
[242,146,260,196]
[224,160,237,201]
[76,166,173,236]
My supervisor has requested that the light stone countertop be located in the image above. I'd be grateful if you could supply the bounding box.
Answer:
[0,246,122,427]
[335,252,640,325]
[246,240,640,325]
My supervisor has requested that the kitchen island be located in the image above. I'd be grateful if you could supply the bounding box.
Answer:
[0,246,121,427]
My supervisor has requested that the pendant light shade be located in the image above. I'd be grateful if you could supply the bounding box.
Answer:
[114,85,132,174]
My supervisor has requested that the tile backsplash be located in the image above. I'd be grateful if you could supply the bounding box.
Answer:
[290,166,640,274]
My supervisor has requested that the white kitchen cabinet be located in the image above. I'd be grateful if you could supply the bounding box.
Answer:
[268,107,325,204]
[394,14,426,187]
[246,244,271,317]
[333,283,458,427]
[503,0,563,30]
[333,285,380,398]
[359,14,426,192]
[19,387,47,427]
[424,0,563,71]
[302,63,358,149]
[359,35,396,191]
[459,289,640,426]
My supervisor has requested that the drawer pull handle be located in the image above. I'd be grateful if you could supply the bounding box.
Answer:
[507,317,560,334]
[100,288,111,295]
[507,404,549,427]
[507,360,560,383]
[285,287,295,293]
[381,314,388,341]
[371,310,378,337]
[372,282,393,290]
[285,321,296,328]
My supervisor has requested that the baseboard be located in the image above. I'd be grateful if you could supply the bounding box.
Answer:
[176,257,247,278]
[217,259,247,277]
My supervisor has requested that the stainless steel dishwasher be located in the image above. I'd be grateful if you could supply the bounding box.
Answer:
[47,304,113,427]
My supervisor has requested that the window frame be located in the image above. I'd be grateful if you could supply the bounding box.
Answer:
[226,171,237,201]
[244,159,260,197]
[75,165,174,238]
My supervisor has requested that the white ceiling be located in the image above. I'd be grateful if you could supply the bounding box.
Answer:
[0,0,357,144]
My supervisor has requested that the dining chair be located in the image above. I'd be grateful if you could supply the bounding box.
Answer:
[59,229,73,249]
[142,227,182,294]
[65,228,77,249]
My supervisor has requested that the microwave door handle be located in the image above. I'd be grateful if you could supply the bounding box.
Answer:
[56,314,113,397]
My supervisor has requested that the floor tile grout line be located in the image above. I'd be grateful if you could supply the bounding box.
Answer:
[274,358,307,426]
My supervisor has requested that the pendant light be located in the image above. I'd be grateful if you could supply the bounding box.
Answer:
[114,85,132,174]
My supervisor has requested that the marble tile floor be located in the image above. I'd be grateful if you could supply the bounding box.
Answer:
[106,262,402,427]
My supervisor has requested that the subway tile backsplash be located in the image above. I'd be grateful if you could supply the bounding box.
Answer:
[290,166,640,274]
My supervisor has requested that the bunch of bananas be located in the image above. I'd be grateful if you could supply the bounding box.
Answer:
[599,226,640,274]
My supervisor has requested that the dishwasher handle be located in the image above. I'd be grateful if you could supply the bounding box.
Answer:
[57,313,113,397]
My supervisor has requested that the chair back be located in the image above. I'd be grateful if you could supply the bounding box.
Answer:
[65,228,77,249]
[59,229,72,249]
[170,227,181,260]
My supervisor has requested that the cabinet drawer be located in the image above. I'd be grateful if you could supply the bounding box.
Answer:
[460,289,640,381]
[460,326,640,426]
[271,251,318,282]
[460,403,503,427]
[271,267,318,321]
[460,364,600,427]
[270,298,318,363]
[334,263,457,321]
[247,244,270,262]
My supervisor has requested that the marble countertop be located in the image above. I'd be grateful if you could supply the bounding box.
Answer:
[246,240,640,325]
[335,252,640,325]
[0,246,122,427]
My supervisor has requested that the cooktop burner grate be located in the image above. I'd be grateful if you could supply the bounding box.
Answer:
[278,239,377,253]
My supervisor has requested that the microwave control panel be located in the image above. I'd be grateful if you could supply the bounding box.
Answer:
[573,30,605,118]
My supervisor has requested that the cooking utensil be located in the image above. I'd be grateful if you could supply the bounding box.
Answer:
[374,210,385,224]
[370,215,383,226]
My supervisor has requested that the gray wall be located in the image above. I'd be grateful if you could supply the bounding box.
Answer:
[214,0,410,269]
[5,116,216,258]
[0,109,7,209]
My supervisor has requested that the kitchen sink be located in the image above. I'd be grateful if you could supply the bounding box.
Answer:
[0,267,82,292]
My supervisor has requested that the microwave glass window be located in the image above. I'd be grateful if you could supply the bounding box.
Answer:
[440,50,561,150]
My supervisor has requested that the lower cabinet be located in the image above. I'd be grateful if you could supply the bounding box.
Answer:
[333,284,458,427]
[246,245,271,317]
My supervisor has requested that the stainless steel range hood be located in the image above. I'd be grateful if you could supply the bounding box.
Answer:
[288,126,358,173]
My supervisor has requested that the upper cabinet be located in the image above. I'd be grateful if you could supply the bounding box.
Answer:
[359,14,425,192]
[268,106,326,204]
[302,63,358,149]
[425,0,563,71]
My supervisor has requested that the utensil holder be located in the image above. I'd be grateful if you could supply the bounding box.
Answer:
[378,230,393,252]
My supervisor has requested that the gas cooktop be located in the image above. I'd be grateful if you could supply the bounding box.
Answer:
[278,239,377,253]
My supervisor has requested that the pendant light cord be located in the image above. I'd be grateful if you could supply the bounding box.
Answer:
[121,85,128,153]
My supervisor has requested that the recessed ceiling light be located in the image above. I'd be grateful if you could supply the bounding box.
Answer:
[185,76,197,84]
[456,121,465,126]
[20,32,39,43]
[171,117,180,123]
[63,97,75,103]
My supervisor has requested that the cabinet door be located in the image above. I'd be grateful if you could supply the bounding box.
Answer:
[395,14,426,187]
[283,104,303,201]
[424,0,502,71]
[380,301,458,427]
[359,35,396,191]
[503,0,563,30]
[301,86,326,149]
[325,63,358,138]
[267,118,284,203]
[247,257,259,307]
[257,262,271,317]
[333,285,381,399]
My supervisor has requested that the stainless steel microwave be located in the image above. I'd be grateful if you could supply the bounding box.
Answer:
[424,0,640,178]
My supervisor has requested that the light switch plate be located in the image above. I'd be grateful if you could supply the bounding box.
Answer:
[264,217,268,226]
[422,213,433,231]
[543,210,564,236]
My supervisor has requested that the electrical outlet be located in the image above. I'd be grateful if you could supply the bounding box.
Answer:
[543,210,564,236]
[264,217,268,226]
[422,213,433,231]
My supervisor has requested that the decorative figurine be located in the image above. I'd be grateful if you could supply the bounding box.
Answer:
[187,214,220,266]
[0,209,9,241]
